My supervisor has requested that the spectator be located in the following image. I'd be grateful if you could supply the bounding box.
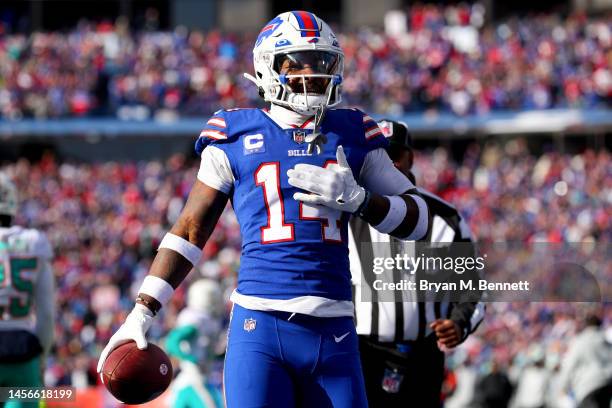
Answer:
[474,359,514,408]
[558,313,612,408]
[0,7,610,119]
[0,139,609,407]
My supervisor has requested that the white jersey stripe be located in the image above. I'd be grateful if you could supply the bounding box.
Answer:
[365,128,383,140]
[207,118,227,128]
[199,129,227,140]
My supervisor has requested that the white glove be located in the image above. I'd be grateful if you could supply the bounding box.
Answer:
[97,303,155,375]
[287,145,366,213]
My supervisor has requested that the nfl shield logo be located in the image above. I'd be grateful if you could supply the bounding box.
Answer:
[293,130,306,144]
[381,368,403,394]
[243,318,257,332]
[379,120,393,138]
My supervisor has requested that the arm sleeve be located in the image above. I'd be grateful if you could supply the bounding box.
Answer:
[359,148,415,195]
[359,148,429,240]
[197,146,235,194]
[34,260,55,354]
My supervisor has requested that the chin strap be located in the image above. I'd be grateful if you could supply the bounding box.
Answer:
[306,106,327,155]
[244,73,266,99]
[243,72,259,86]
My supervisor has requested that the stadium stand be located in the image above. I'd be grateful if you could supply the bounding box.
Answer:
[0,140,609,405]
[0,5,610,120]
[0,3,610,406]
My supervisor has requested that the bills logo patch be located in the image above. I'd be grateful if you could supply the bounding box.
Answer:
[255,16,282,47]
[293,130,307,144]
[244,318,257,332]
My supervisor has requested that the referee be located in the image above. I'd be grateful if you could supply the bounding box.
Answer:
[349,120,485,407]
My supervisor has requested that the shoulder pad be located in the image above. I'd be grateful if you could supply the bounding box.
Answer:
[195,109,261,155]
[12,228,53,260]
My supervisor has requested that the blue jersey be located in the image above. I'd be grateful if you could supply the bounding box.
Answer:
[195,108,387,302]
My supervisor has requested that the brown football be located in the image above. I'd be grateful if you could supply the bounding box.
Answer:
[101,341,173,404]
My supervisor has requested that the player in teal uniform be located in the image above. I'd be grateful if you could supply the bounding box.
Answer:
[166,279,224,408]
[0,173,55,408]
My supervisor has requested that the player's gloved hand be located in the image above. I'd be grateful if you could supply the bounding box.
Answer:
[288,145,366,213]
[97,303,155,375]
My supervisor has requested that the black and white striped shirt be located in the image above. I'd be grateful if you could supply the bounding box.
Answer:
[349,188,485,343]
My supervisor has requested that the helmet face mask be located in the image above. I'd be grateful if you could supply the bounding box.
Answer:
[276,51,339,94]
[246,11,344,115]
[275,51,339,79]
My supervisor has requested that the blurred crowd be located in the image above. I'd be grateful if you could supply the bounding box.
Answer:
[0,4,610,120]
[414,139,610,243]
[445,303,612,408]
[0,138,609,405]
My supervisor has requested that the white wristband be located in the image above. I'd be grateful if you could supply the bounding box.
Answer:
[158,232,202,266]
[374,195,407,233]
[138,276,175,306]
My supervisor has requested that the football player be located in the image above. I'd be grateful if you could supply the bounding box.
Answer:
[0,173,55,408]
[98,11,430,407]
[166,279,224,408]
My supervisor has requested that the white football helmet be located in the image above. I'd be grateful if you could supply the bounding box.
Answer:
[187,279,223,318]
[0,173,17,217]
[244,11,344,115]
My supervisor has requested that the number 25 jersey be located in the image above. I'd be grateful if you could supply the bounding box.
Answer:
[0,226,52,325]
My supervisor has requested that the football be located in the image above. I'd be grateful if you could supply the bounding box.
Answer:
[101,341,173,404]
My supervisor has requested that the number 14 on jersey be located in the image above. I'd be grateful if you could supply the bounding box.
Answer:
[255,162,342,244]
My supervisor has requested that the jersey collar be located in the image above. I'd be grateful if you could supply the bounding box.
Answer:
[264,104,315,130]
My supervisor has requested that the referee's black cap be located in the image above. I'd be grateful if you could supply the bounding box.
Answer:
[377,119,413,149]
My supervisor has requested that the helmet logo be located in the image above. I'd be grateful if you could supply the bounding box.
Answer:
[307,38,319,44]
[255,16,283,47]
